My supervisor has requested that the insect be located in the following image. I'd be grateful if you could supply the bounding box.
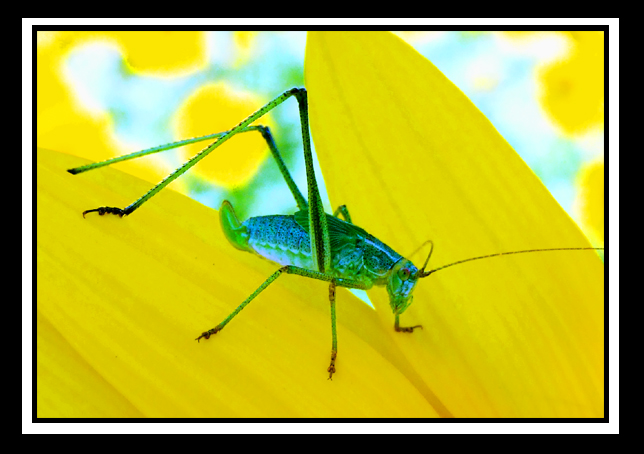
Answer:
[69,87,604,379]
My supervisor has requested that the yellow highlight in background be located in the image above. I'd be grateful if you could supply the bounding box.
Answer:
[172,83,275,188]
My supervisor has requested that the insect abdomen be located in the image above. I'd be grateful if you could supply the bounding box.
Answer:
[243,215,314,269]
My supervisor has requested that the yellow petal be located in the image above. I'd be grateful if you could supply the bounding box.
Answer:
[37,148,438,417]
[305,31,604,417]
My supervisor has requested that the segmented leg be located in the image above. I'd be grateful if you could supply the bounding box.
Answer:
[257,125,307,210]
[70,124,308,212]
[69,126,259,174]
[394,313,423,333]
[73,88,311,218]
[197,264,371,378]
[196,266,289,342]
[328,281,337,380]
[333,205,352,224]
[82,206,127,218]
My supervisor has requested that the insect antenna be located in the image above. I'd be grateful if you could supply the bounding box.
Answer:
[418,247,604,278]
[408,240,434,262]
[406,239,436,277]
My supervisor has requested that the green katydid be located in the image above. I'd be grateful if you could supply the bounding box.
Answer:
[68,87,604,379]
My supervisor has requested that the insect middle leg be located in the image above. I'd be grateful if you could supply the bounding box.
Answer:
[196,264,370,379]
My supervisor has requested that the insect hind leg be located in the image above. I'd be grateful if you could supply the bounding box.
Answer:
[256,125,307,211]
[68,126,265,176]
[75,88,306,217]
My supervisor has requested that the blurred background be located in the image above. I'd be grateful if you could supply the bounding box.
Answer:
[37,31,604,250]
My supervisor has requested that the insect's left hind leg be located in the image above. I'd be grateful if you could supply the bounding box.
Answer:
[75,88,307,218]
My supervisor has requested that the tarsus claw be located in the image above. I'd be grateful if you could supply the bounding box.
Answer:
[82,207,126,218]
[195,332,211,342]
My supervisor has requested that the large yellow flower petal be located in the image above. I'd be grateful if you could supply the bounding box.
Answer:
[305,31,604,417]
[37,148,437,417]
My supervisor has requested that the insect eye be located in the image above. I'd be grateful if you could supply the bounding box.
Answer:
[399,267,411,281]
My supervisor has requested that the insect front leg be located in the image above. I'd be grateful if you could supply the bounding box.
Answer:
[394,314,422,333]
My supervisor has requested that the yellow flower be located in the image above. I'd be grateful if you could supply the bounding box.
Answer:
[37,31,208,190]
[538,31,604,135]
[172,82,275,188]
[37,31,603,418]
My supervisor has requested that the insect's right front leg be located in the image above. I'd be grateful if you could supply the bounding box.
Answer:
[394,313,422,333]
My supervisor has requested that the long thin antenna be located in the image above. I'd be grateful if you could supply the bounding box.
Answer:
[408,240,434,262]
[418,247,604,278]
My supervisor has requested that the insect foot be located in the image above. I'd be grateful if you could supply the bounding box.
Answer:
[82,206,128,218]
[327,350,337,380]
[195,327,221,342]
[394,324,423,333]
